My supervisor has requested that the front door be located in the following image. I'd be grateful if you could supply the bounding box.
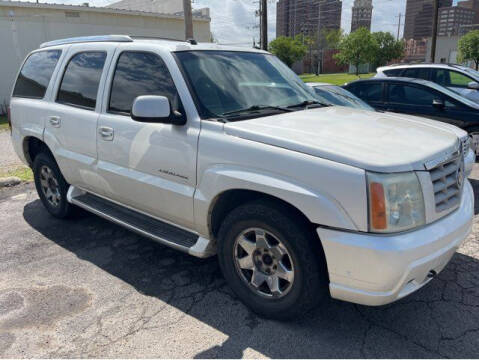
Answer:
[96,49,199,230]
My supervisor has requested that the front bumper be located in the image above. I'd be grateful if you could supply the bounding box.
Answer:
[317,180,474,306]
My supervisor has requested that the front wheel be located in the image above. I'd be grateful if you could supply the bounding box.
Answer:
[217,200,329,320]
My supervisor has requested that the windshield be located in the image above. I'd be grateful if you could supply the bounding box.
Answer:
[425,81,479,109]
[458,66,479,79]
[175,51,321,119]
[313,85,375,111]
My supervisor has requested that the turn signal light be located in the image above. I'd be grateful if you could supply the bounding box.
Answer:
[369,182,387,230]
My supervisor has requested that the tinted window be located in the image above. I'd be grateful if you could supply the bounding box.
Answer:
[313,86,374,111]
[383,69,403,77]
[431,69,473,88]
[402,68,429,80]
[57,52,106,109]
[351,83,383,102]
[109,52,181,115]
[13,50,61,99]
[388,84,436,105]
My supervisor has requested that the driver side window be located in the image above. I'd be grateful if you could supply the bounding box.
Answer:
[109,51,182,115]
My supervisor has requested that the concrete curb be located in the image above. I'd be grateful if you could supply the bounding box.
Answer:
[0,177,22,188]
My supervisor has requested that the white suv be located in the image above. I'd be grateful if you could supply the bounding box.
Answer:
[9,36,475,319]
[376,63,479,103]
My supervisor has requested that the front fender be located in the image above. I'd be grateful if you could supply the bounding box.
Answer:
[194,165,360,238]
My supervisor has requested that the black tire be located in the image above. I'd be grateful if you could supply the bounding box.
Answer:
[33,152,75,219]
[217,199,329,320]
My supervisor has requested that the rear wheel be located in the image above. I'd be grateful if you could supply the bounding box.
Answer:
[217,200,329,319]
[33,152,74,219]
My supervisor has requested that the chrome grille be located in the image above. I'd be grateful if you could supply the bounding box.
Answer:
[461,136,470,158]
[429,155,463,213]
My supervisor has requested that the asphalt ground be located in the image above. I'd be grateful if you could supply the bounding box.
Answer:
[0,169,478,358]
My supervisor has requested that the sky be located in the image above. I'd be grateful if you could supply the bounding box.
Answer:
[16,0,434,46]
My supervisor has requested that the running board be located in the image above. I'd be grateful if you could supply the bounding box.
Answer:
[67,187,215,258]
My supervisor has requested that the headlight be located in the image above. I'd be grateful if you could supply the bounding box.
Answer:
[367,172,425,233]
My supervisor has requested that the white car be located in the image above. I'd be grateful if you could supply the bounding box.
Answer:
[9,36,475,319]
[376,63,479,103]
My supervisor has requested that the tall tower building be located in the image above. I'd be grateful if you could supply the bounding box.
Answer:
[404,0,452,40]
[351,0,373,32]
[276,0,342,38]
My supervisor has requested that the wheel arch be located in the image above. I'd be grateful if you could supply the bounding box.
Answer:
[23,136,55,167]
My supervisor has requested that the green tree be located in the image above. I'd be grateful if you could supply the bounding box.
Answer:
[334,28,376,76]
[458,30,479,70]
[371,31,404,69]
[322,28,344,49]
[269,36,307,68]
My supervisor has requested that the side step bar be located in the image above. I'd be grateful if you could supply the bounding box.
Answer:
[67,187,215,258]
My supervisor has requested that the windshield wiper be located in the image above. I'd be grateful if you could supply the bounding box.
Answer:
[221,105,294,117]
[287,100,330,109]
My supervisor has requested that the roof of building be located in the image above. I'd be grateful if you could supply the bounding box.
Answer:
[0,0,210,22]
[107,0,210,19]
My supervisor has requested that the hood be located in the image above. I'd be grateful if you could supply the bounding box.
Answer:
[224,107,460,173]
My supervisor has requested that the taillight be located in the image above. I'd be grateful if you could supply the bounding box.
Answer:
[7,106,12,134]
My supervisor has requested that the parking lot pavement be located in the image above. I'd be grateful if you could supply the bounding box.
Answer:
[0,130,22,170]
[0,177,478,359]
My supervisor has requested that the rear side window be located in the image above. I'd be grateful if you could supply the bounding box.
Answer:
[13,50,61,99]
[57,52,107,110]
[383,69,403,77]
[109,51,181,115]
[352,83,383,102]
[402,68,430,80]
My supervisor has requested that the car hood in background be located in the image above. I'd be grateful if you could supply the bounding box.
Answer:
[224,107,460,173]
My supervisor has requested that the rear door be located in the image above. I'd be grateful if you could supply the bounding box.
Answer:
[44,43,116,193]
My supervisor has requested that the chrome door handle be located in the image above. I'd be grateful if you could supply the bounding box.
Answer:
[49,116,61,127]
[99,126,114,141]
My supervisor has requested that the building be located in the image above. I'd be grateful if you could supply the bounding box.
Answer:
[0,1,211,108]
[276,0,342,38]
[404,38,428,62]
[426,35,459,63]
[459,23,479,35]
[351,0,373,32]
[108,0,211,19]
[404,0,452,40]
[458,0,479,23]
[438,6,476,36]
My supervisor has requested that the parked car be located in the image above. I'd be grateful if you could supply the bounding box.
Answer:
[9,36,474,319]
[376,63,479,103]
[344,77,479,155]
[306,82,375,111]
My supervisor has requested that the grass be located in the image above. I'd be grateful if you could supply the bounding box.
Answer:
[0,165,33,182]
[300,72,376,86]
[0,116,8,132]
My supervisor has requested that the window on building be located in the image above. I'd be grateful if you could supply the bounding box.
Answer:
[13,50,62,99]
[57,52,107,110]
[109,51,182,115]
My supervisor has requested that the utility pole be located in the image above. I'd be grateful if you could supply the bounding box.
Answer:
[260,0,268,50]
[396,13,402,40]
[183,0,194,40]
[430,0,439,62]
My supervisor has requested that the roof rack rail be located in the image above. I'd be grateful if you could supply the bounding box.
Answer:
[40,35,133,48]
[129,35,185,42]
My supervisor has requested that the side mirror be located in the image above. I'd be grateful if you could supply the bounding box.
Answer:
[468,81,479,90]
[131,95,185,125]
[433,99,445,109]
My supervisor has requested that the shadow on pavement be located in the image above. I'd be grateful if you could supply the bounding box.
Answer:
[21,181,479,358]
